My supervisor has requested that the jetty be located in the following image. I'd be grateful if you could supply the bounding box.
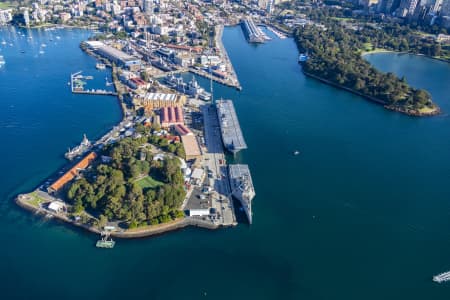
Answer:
[72,89,118,96]
[70,71,118,96]
[96,231,115,248]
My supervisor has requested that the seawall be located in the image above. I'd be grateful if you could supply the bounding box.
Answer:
[16,193,222,239]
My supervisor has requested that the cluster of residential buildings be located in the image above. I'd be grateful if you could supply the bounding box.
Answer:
[355,0,450,27]
[8,0,87,27]
[0,9,13,25]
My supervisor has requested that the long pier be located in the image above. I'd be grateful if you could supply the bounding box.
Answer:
[72,89,118,96]
[215,25,241,90]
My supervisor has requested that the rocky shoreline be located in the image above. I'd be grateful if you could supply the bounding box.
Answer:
[302,71,440,117]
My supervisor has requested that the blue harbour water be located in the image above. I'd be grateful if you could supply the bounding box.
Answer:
[1,26,450,299]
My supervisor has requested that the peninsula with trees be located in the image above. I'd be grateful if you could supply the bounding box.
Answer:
[294,22,440,116]
[66,136,186,229]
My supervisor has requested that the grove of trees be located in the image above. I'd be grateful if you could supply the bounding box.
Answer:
[294,23,437,111]
[67,137,186,229]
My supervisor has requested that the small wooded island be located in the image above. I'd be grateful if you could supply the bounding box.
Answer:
[294,23,440,116]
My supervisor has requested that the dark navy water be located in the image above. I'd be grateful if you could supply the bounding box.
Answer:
[1,26,450,299]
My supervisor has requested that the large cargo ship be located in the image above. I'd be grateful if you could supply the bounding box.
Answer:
[229,164,255,224]
[216,99,247,154]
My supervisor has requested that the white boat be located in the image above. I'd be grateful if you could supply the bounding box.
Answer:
[105,77,113,86]
[293,150,300,155]
[0,55,5,66]
[433,271,450,283]
[298,53,308,62]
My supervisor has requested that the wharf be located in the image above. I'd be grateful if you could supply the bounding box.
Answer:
[72,89,118,96]
[215,25,242,90]
[188,67,241,90]
[241,18,270,43]
[183,104,237,227]
[70,71,117,96]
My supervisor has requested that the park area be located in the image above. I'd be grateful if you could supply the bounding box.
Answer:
[136,176,163,189]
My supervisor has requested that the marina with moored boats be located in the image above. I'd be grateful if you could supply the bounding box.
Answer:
[70,71,117,96]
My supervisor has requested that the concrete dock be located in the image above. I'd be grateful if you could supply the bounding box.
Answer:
[215,25,241,90]
[184,104,236,226]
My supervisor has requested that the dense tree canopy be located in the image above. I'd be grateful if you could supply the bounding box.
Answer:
[67,138,186,228]
[294,23,437,112]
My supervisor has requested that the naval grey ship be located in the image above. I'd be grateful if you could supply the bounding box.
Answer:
[65,134,92,160]
[216,99,247,154]
[229,164,255,224]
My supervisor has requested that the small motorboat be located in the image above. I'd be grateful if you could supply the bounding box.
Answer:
[293,150,300,156]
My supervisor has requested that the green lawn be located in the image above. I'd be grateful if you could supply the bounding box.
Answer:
[0,2,14,9]
[331,17,354,22]
[362,42,373,52]
[136,176,164,189]
[418,106,439,114]
[28,192,46,208]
